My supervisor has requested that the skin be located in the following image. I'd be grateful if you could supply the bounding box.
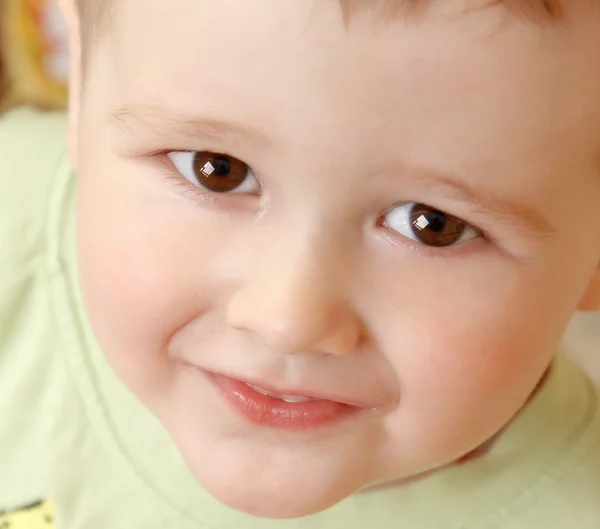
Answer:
[59,0,600,519]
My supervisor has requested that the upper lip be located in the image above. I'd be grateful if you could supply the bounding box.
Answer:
[183,361,373,409]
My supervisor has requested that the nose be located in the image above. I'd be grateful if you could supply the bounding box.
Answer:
[226,251,362,357]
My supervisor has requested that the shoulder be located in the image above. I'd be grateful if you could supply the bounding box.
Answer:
[0,109,75,511]
[0,107,69,275]
[515,360,600,528]
[0,106,70,352]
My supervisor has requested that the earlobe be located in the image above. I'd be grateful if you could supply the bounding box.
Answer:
[58,0,82,170]
[578,266,600,312]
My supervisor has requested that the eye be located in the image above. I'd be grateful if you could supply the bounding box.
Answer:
[382,202,479,248]
[167,151,261,194]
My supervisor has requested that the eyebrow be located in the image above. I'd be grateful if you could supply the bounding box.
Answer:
[109,103,272,151]
[110,103,556,239]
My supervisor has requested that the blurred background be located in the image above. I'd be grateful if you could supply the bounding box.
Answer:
[564,314,600,383]
[0,0,67,113]
[0,0,598,382]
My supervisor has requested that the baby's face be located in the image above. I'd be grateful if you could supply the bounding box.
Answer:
[72,0,600,518]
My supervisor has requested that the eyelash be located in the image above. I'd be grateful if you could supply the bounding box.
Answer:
[154,151,491,258]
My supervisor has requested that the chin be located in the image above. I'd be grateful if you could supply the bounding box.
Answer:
[182,444,365,519]
[205,482,339,519]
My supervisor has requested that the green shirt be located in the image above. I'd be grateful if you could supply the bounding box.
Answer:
[1,107,600,529]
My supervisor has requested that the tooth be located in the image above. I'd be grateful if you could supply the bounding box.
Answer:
[280,395,313,403]
[247,384,313,403]
[247,383,271,396]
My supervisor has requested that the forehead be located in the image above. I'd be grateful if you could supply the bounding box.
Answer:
[96,0,600,126]
[90,0,600,182]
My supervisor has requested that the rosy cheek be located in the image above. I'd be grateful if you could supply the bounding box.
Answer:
[364,253,568,456]
[76,181,213,383]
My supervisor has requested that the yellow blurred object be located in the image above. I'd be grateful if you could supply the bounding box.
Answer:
[0,0,68,112]
[0,500,55,528]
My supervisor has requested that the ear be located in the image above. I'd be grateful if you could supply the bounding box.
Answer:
[578,265,600,311]
[58,0,81,170]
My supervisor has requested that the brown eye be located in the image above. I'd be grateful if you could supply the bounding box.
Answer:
[409,204,466,247]
[168,151,260,194]
[383,202,477,248]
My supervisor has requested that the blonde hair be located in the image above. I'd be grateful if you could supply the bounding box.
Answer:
[77,0,113,39]
[78,0,562,35]
[338,0,561,21]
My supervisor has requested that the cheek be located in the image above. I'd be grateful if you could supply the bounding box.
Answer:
[75,162,230,397]
[367,251,578,461]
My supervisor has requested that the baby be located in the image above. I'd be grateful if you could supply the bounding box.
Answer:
[1,0,600,527]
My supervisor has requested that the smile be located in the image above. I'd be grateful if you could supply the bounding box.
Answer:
[192,367,361,431]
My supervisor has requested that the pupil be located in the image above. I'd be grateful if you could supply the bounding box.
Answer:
[213,157,231,177]
[427,211,447,232]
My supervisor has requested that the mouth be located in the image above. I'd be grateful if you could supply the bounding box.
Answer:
[183,363,362,431]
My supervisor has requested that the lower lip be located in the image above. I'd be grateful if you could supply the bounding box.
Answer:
[204,372,357,431]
